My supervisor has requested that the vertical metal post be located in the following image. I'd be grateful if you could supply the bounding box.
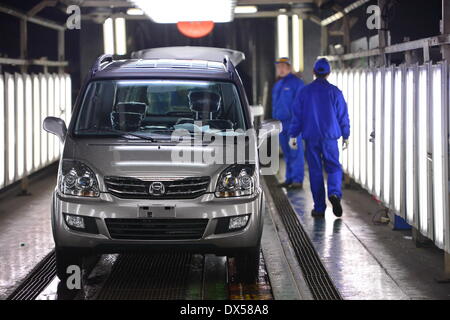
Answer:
[378,0,388,66]
[321,26,328,56]
[58,29,65,74]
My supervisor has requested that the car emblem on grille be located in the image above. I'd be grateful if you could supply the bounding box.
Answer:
[149,182,165,196]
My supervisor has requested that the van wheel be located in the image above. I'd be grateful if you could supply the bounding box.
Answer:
[234,244,261,283]
[55,247,84,281]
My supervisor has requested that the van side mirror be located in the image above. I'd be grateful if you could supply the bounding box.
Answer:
[257,119,282,149]
[43,116,67,143]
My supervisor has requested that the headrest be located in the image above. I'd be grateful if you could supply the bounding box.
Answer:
[115,102,147,114]
[110,112,143,131]
[188,91,221,113]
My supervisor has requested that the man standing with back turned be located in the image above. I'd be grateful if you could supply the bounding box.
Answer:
[272,57,305,189]
[288,58,350,217]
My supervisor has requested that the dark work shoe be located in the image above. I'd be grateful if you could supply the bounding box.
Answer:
[311,209,325,218]
[288,182,303,190]
[329,195,343,217]
[278,181,292,188]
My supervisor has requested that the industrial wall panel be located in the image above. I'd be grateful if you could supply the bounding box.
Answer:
[0,72,71,191]
[335,62,449,253]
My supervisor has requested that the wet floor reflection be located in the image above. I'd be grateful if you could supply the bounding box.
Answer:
[286,189,408,300]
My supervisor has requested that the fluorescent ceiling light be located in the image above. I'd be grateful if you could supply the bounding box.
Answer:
[103,17,114,55]
[234,6,257,14]
[132,0,236,23]
[277,14,289,58]
[126,8,144,15]
[115,17,127,55]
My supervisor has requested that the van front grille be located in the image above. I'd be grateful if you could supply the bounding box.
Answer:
[105,218,208,240]
[104,176,210,199]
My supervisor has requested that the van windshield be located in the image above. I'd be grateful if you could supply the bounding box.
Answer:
[74,79,246,138]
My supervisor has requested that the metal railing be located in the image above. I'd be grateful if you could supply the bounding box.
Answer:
[329,62,450,254]
[0,73,71,190]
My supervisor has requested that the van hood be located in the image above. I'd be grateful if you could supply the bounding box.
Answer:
[63,137,257,181]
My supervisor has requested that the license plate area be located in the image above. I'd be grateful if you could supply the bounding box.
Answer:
[138,205,176,218]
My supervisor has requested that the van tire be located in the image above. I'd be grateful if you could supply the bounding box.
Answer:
[234,244,261,283]
[55,247,84,281]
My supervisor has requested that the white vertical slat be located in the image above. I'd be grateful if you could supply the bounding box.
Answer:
[431,63,447,249]
[5,73,15,184]
[383,68,393,206]
[65,74,72,125]
[47,74,55,163]
[417,64,431,236]
[24,74,33,174]
[348,71,355,176]
[366,70,375,194]
[0,75,4,188]
[337,71,344,165]
[32,75,41,170]
[342,70,349,172]
[353,71,361,183]
[15,73,25,179]
[393,67,405,216]
[405,66,418,225]
[374,69,383,199]
[53,74,61,159]
[40,74,48,166]
[359,70,367,189]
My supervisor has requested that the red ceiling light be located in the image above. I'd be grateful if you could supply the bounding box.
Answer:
[177,21,214,38]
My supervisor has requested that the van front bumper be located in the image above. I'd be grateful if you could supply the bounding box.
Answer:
[52,188,264,255]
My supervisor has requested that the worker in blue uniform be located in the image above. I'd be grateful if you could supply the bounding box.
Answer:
[272,57,305,189]
[288,58,350,217]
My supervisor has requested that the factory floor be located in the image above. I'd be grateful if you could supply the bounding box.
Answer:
[0,160,449,299]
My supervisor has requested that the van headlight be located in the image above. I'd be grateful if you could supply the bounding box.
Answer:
[215,164,255,198]
[59,160,100,197]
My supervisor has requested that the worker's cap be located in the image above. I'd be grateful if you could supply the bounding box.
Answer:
[314,58,331,75]
[275,57,291,65]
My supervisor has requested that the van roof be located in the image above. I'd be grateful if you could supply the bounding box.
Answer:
[90,58,234,81]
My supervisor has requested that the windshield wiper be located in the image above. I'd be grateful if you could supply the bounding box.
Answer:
[75,127,155,142]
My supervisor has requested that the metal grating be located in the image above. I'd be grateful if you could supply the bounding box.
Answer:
[7,250,56,300]
[264,175,342,300]
[95,253,192,300]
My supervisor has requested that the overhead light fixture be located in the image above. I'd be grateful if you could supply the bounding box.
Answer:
[131,0,236,23]
[126,8,144,15]
[103,17,127,55]
[115,17,127,55]
[234,6,257,14]
[291,15,304,73]
[103,17,114,54]
[277,14,289,58]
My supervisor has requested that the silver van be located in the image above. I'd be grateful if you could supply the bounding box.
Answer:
[44,47,281,282]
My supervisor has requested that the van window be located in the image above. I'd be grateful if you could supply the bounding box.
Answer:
[74,79,246,137]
